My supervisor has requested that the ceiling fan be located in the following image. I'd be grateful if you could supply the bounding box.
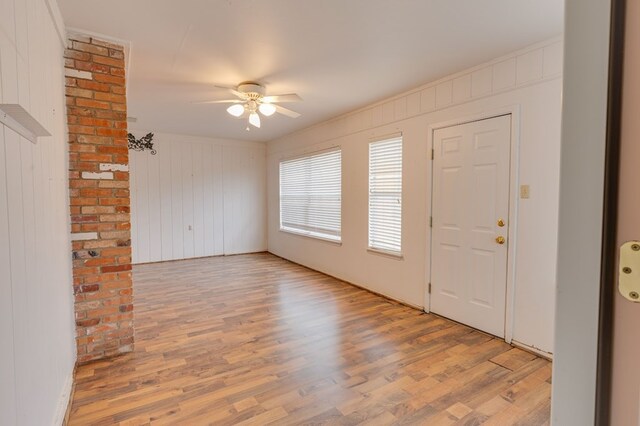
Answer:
[197,82,302,130]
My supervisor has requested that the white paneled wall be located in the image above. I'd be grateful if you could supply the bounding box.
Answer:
[130,131,266,263]
[268,37,563,355]
[0,0,75,425]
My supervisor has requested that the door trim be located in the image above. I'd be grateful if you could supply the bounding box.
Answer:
[425,106,521,344]
[595,0,626,423]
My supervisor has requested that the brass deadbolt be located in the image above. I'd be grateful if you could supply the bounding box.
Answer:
[497,219,505,227]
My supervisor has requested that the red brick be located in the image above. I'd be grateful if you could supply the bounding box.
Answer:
[67,107,95,117]
[102,247,131,257]
[76,98,111,110]
[81,223,116,232]
[109,49,124,59]
[69,179,97,189]
[99,197,129,206]
[112,103,127,112]
[65,50,91,61]
[101,264,132,273]
[69,144,96,153]
[66,87,93,99]
[93,73,125,85]
[84,257,116,267]
[111,86,126,95]
[95,92,126,104]
[79,117,112,127]
[95,110,126,120]
[72,41,109,56]
[79,153,113,163]
[112,155,129,164]
[93,55,124,68]
[70,197,98,206]
[80,188,113,197]
[97,145,127,155]
[80,284,100,293]
[77,79,110,92]
[71,215,98,223]
[68,125,96,135]
[77,135,113,145]
[76,318,100,327]
[96,127,127,137]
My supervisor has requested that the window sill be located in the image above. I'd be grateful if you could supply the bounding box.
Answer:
[279,228,342,245]
[367,247,404,259]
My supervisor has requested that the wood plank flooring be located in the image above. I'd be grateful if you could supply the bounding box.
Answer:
[68,253,551,425]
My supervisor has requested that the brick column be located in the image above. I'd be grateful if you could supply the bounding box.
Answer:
[65,35,134,363]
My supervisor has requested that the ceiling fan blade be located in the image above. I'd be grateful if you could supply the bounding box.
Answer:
[192,99,243,104]
[274,104,301,118]
[261,93,302,103]
[214,85,246,99]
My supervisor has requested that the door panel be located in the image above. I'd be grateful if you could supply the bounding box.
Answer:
[431,114,511,337]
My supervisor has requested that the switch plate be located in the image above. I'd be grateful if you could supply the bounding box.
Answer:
[520,185,530,199]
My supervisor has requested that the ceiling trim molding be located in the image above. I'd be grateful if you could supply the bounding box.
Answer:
[269,34,564,144]
[44,0,67,46]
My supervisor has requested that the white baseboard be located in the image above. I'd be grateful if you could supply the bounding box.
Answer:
[511,339,553,360]
[53,370,74,426]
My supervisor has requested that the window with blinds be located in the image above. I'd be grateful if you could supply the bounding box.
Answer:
[279,149,342,242]
[368,136,403,254]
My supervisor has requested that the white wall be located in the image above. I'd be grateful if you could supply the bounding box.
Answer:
[129,131,266,263]
[0,0,75,425]
[267,38,563,354]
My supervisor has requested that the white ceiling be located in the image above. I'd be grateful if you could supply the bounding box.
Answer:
[58,0,563,142]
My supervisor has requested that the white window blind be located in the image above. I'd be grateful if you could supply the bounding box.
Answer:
[280,149,342,241]
[369,136,403,254]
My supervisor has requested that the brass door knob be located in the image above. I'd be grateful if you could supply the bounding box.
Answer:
[496,236,506,245]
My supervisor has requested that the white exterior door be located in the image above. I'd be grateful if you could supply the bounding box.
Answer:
[430,114,511,337]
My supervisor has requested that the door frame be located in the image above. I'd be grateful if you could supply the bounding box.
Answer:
[552,0,624,423]
[595,0,626,422]
[425,105,521,344]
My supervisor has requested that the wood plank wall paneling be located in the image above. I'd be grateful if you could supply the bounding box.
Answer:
[0,0,75,423]
[129,132,266,263]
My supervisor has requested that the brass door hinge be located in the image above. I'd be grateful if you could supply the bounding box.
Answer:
[620,241,640,302]
[428,283,432,294]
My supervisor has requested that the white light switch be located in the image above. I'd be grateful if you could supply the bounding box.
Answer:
[520,185,530,199]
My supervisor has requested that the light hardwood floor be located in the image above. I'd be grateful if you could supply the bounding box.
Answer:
[68,253,551,425]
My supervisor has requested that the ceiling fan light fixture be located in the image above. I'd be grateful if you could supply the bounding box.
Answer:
[249,112,261,128]
[227,104,245,117]
[258,103,276,117]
